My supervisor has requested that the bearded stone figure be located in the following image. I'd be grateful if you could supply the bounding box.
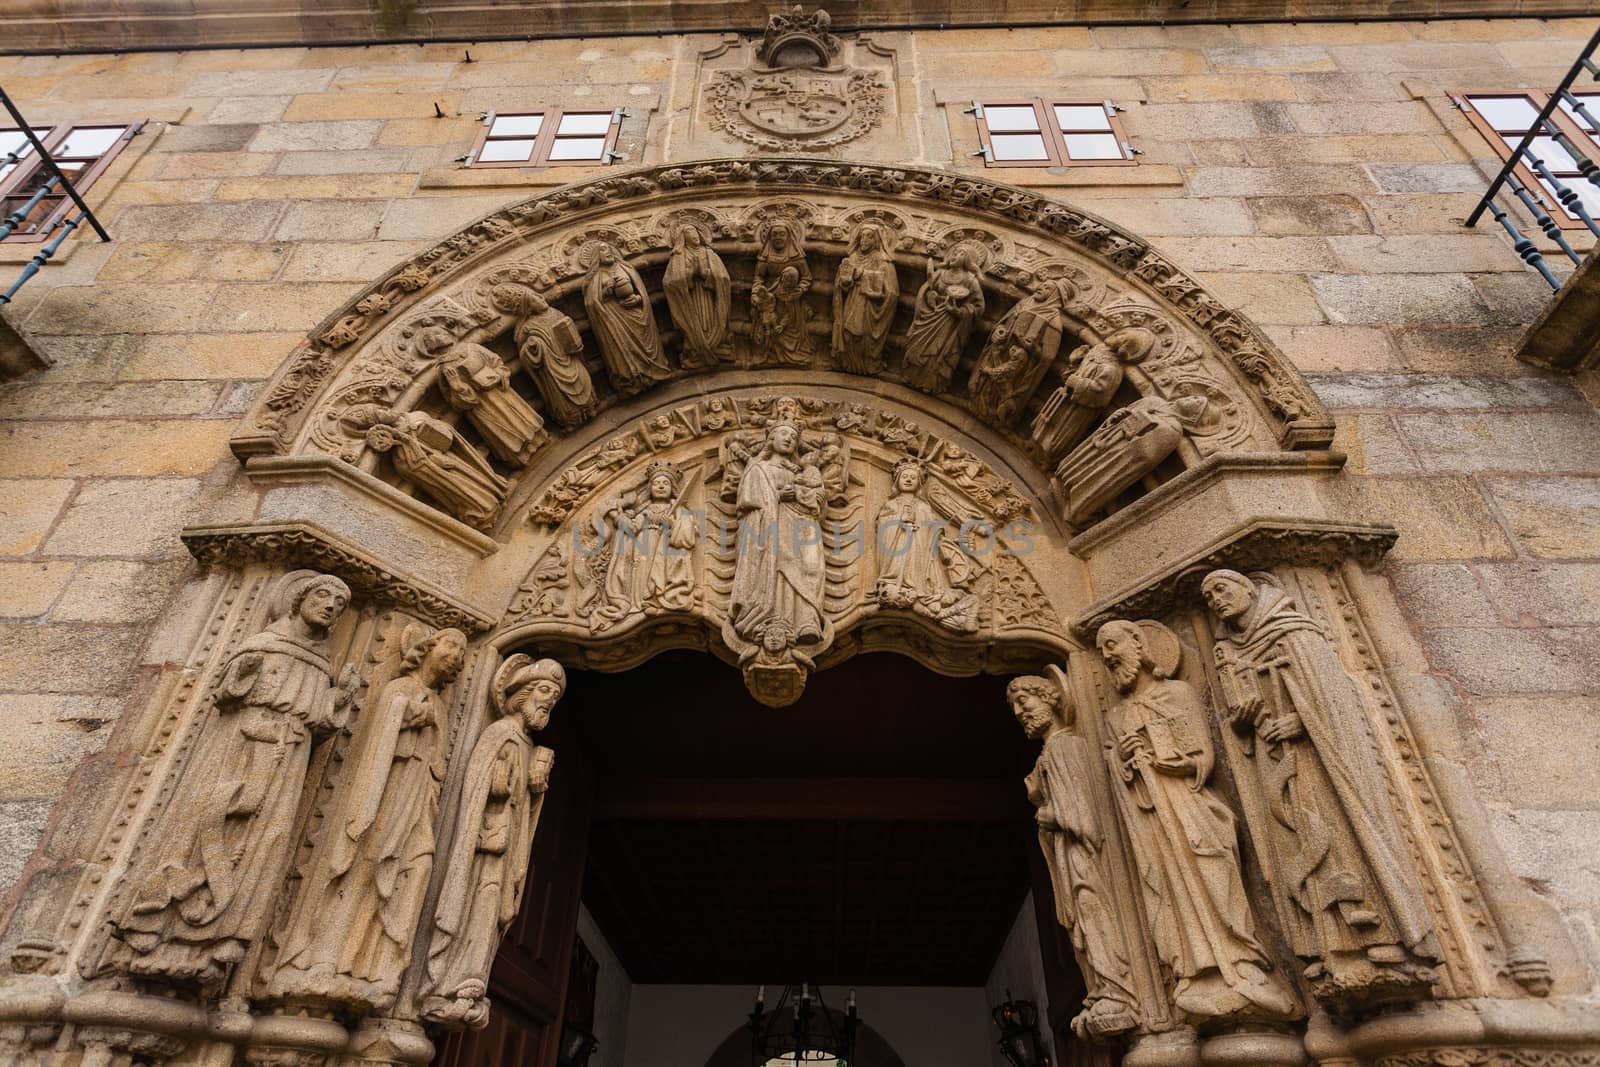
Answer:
[422,655,563,1029]
[872,458,979,634]
[1055,394,1203,526]
[662,224,731,369]
[491,284,599,430]
[420,326,547,467]
[1201,569,1440,1012]
[728,419,829,656]
[1094,618,1298,1023]
[586,459,699,632]
[582,242,673,394]
[365,411,508,531]
[831,223,899,374]
[1009,669,1140,1040]
[1031,330,1149,464]
[969,278,1073,425]
[97,571,358,991]
[263,623,467,1013]
[901,247,985,394]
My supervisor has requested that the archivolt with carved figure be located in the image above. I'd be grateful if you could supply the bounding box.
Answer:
[0,160,1592,1067]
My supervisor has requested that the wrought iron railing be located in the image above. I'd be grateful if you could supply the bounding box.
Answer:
[1466,26,1600,290]
[0,86,111,304]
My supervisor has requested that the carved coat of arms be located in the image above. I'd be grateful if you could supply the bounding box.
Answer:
[705,7,888,151]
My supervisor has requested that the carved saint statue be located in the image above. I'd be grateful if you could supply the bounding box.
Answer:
[1009,669,1139,1040]
[831,223,899,374]
[1201,570,1440,1011]
[1055,394,1204,527]
[419,326,547,466]
[872,458,979,634]
[727,418,830,656]
[263,623,467,1013]
[662,224,731,369]
[969,279,1074,425]
[584,459,699,632]
[1031,329,1150,464]
[901,247,985,394]
[582,242,673,394]
[422,656,564,1029]
[99,571,358,990]
[491,284,599,430]
[1094,619,1297,1023]
[366,411,509,531]
[751,219,813,365]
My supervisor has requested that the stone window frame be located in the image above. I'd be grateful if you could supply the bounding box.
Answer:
[0,121,140,243]
[1454,89,1600,230]
[467,108,624,169]
[969,98,1136,169]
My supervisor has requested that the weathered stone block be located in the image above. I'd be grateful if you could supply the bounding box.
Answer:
[0,622,147,692]
[0,695,117,798]
[0,422,234,478]
[1307,372,1586,410]
[1329,412,1422,474]
[247,119,384,152]
[1397,411,1600,473]
[153,150,277,180]
[207,95,291,124]
[1285,100,1439,134]
[1388,562,1498,625]
[1486,476,1600,558]
[1081,197,1255,236]
[214,173,416,200]
[0,799,53,890]
[1195,270,1326,324]
[1143,74,1297,101]
[1477,562,1600,626]
[1248,195,1370,235]
[275,199,387,241]
[157,123,260,153]
[1421,625,1600,695]
[1344,475,1515,559]
[23,283,220,335]
[279,240,429,281]
[0,561,72,618]
[1326,41,1507,71]
[0,380,222,419]
[188,67,335,97]
[109,201,284,242]
[98,241,288,283]
[0,478,75,556]
[1187,165,1377,197]
[377,193,518,240]
[1205,44,1337,71]
[1475,697,1600,810]
[1329,234,1523,273]
[1393,326,1530,374]
[273,147,417,175]
[52,560,189,623]
[1278,326,1404,372]
[199,282,359,332]
[1313,274,1489,324]
[282,91,464,121]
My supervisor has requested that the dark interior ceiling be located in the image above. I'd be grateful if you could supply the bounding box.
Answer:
[566,652,1038,986]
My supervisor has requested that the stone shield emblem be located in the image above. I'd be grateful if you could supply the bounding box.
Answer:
[707,68,885,150]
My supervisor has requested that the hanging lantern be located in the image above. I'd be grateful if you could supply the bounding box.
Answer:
[991,991,1048,1067]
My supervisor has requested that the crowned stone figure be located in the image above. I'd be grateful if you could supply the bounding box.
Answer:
[97,571,358,991]
[1201,569,1439,1012]
[422,656,564,1029]
[263,623,467,1013]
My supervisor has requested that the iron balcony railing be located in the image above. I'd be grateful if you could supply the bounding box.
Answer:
[1465,25,1600,290]
[0,86,111,304]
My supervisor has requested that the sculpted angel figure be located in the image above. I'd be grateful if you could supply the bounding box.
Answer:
[1055,393,1204,526]
[901,247,986,394]
[263,623,466,1013]
[872,458,980,634]
[1031,329,1150,464]
[831,223,899,374]
[727,418,833,657]
[1201,570,1440,1010]
[751,219,812,365]
[583,459,699,632]
[1095,619,1297,1023]
[1010,669,1140,1040]
[365,410,509,531]
[420,325,547,466]
[969,279,1074,425]
[582,242,673,394]
[99,571,358,990]
[491,284,599,430]
[662,224,731,369]
[422,656,564,1029]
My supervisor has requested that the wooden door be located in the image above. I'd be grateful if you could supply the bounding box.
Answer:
[433,712,595,1067]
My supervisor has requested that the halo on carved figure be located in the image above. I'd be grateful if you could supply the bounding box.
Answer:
[835,207,911,247]
[655,208,723,249]
[1135,618,1182,678]
[1027,260,1106,312]
[1154,374,1250,452]
[1090,304,1182,365]
[929,226,1004,271]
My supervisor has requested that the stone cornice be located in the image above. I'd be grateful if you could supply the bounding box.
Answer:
[181,520,495,633]
[3,2,1597,55]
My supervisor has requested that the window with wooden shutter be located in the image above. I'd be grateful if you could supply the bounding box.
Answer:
[971,98,1135,168]
[468,109,624,168]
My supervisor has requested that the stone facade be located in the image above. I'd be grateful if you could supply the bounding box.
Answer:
[0,10,1598,1067]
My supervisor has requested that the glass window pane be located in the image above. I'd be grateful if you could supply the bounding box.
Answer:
[1064,132,1125,160]
[989,133,1050,161]
[1470,95,1539,132]
[1054,104,1111,131]
[489,113,542,137]
[1542,176,1600,221]
[0,131,33,161]
[478,138,537,162]
[557,111,614,135]
[547,136,608,161]
[1531,135,1582,173]
[59,126,124,158]
[1563,94,1600,133]
[982,105,1041,133]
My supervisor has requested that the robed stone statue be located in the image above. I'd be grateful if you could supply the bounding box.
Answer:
[1009,669,1139,1040]
[97,571,358,991]
[263,623,467,1013]
[422,655,564,1028]
[582,242,673,394]
[832,222,899,374]
[1201,569,1439,1012]
[1095,618,1297,1023]
[662,224,731,369]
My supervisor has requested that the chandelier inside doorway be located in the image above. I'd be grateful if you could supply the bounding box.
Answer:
[747,984,860,1066]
